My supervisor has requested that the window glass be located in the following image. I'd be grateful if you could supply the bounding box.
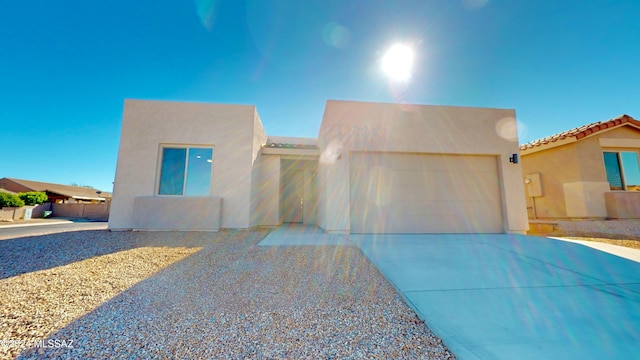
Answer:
[158,147,213,196]
[159,148,186,195]
[186,148,213,195]
[621,152,640,191]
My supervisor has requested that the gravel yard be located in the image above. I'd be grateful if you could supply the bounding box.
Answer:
[553,219,640,240]
[533,219,640,249]
[1,229,454,359]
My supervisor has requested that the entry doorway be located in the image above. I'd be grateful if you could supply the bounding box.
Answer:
[280,159,317,225]
[282,169,304,223]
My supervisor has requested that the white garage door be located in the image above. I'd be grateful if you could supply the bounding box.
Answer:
[349,152,503,233]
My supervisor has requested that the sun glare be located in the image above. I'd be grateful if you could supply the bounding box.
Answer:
[381,44,414,82]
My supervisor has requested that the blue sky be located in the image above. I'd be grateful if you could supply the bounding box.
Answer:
[2,0,639,192]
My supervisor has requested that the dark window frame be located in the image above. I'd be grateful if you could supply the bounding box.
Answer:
[603,151,640,191]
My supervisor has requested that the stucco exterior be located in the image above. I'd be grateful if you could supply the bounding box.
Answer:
[521,116,640,219]
[109,99,265,230]
[316,100,528,233]
[110,99,529,234]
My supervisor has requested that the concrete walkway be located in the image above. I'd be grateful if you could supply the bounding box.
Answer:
[258,224,351,246]
[0,219,72,228]
[351,234,640,360]
[552,237,640,263]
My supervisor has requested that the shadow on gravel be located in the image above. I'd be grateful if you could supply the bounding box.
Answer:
[0,230,244,280]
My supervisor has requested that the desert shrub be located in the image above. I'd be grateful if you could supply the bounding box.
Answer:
[18,191,48,206]
[0,192,25,208]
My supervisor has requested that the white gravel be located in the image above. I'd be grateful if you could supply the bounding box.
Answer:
[1,229,454,359]
[547,219,640,239]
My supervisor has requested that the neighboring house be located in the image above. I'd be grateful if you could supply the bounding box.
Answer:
[0,188,17,195]
[520,114,640,219]
[0,178,110,204]
[109,99,528,234]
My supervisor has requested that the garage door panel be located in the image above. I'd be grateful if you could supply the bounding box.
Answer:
[350,152,503,233]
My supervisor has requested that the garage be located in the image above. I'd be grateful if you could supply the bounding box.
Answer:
[349,152,504,233]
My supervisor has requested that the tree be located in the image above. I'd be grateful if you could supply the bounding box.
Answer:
[18,191,48,206]
[69,182,95,189]
[0,192,25,208]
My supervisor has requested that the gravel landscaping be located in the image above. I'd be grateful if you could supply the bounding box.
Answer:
[1,229,454,359]
[553,219,640,240]
[532,219,640,250]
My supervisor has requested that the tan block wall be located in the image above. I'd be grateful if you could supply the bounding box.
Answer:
[0,207,19,220]
[52,203,83,218]
[0,204,53,221]
[30,203,52,218]
[53,203,110,220]
[109,100,263,230]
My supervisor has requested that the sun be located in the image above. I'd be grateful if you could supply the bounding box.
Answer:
[381,44,414,82]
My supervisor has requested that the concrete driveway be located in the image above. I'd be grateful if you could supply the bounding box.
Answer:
[351,234,640,360]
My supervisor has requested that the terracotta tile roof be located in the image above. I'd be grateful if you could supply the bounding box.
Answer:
[520,114,640,151]
[1,178,111,200]
[263,143,318,150]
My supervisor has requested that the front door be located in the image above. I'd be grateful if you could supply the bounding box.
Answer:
[282,169,304,223]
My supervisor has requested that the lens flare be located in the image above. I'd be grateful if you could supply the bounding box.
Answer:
[496,117,528,142]
[320,140,343,164]
[381,44,414,82]
[462,0,489,10]
[322,22,351,48]
[195,0,219,30]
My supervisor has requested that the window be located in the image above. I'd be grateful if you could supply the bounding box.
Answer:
[603,151,640,191]
[158,147,213,195]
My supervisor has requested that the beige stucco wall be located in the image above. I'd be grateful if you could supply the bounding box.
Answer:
[521,144,579,218]
[109,99,264,230]
[302,167,318,225]
[132,196,221,230]
[316,100,528,234]
[522,126,640,219]
[562,182,610,218]
[606,192,640,218]
[249,111,269,227]
[111,99,532,232]
[250,154,280,227]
